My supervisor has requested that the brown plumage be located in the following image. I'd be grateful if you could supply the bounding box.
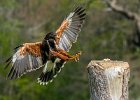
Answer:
[19,42,42,56]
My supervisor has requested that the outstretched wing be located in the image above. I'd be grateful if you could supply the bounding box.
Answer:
[5,42,45,79]
[55,6,86,51]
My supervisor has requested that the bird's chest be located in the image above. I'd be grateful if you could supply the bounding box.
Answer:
[44,39,56,61]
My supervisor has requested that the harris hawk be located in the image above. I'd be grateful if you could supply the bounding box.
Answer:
[5,6,86,85]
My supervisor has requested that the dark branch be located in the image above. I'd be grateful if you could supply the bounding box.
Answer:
[104,0,139,20]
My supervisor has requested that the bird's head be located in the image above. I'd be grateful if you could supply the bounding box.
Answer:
[44,32,56,40]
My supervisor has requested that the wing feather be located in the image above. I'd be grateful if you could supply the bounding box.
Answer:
[55,6,86,51]
[5,42,45,79]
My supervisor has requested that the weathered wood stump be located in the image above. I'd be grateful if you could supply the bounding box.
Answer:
[87,59,130,100]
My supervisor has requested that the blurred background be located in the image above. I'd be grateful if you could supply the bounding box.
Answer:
[0,0,140,100]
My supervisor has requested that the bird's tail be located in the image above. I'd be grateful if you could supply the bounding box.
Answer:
[37,58,65,85]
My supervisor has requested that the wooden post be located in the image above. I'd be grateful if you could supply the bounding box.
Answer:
[87,59,130,100]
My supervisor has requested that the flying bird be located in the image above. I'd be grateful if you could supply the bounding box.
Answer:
[5,6,86,85]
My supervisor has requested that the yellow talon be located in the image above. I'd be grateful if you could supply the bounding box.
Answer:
[70,51,82,62]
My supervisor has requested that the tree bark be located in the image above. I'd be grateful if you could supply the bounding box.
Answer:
[87,59,130,100]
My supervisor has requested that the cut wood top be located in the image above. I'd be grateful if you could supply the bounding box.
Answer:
[87,58,129,70]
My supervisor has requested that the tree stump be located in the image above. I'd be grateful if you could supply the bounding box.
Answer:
[87,59,130,100]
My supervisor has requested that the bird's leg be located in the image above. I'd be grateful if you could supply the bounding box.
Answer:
[47,40,81,62]
[50,48,82,62]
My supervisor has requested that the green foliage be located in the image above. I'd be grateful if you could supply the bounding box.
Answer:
[89,0,106,10]
[0,0,18,8]
[0,0,139,100]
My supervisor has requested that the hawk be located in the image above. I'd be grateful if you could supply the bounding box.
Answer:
[5,6,86,85]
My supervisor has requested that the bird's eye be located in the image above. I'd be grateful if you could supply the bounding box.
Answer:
[53,34,56,36]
